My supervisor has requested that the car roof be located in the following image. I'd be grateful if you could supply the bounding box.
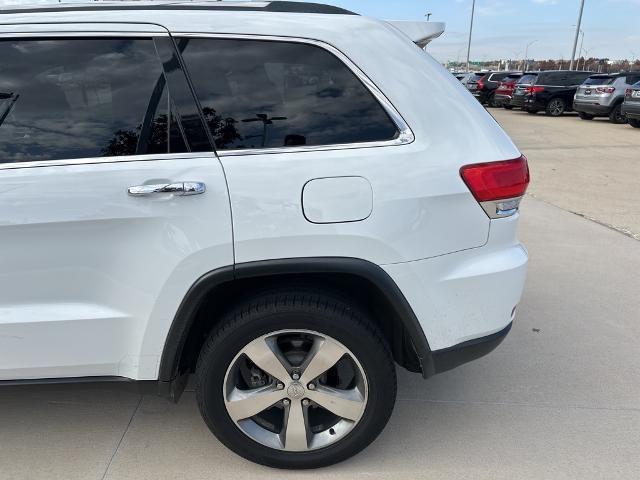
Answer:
[0,1,356,16]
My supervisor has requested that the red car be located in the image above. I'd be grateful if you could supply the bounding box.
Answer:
[494,73,526,109]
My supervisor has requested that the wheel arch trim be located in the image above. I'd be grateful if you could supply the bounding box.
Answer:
[157,257,434,399]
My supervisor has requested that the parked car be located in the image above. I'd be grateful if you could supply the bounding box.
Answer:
[510,73,539,109]
[574,73,640,124]
[494,72,524,109]
[464,71,488,92]
[0,1,529,470]
[622,81,640,128]
[472,71,518,107]
[511,70,592,116]
[453,71,469,81]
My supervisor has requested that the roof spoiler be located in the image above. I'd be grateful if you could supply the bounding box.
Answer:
[387,20,446,48]
[386,21,445,48]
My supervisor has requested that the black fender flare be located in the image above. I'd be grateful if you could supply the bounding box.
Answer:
[157,257,434,399]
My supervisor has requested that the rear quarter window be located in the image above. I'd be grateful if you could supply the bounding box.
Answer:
[518,74,538,85]
[178,38,400,151]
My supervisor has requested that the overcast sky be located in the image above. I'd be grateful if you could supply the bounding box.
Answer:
[302,0,639,63]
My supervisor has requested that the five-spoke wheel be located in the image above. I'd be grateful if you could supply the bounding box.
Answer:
[223,330,368,452]
[195,290,397,469]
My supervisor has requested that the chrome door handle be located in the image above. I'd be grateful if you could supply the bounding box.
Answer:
[128,182,206,197]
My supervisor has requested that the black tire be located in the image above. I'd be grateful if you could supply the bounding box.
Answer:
[629,118,640,128]
[503,105,514,110]
[578,112,594,120]
[486,93,497,108]
[608,103,627,124]
[195,290,397,469]
[545,98,566,117]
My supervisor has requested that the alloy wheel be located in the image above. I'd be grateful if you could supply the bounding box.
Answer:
[223,329,368,452]
[549,99,564,116]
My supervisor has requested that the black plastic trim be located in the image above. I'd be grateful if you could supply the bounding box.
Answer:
[0,376,157,394]
[0,2,357,16]
[431,321,513,374]
[157,257,435,399]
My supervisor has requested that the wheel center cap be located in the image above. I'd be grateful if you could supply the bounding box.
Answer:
[287,382,305,400]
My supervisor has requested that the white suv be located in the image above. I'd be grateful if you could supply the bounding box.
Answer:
[0,1,529,469]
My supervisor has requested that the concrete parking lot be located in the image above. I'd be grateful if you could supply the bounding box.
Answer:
[1,110,639,480]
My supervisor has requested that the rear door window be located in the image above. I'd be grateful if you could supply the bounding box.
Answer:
[178,38,400,151]
[0,38,188,164]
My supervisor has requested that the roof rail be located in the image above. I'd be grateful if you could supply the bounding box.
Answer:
[0,1,357,16]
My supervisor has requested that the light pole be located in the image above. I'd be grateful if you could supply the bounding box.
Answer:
[572,26,585,70]
[569,0,586,70]
[524,40,538,72]
[425,12,433,21]
[466,0,476,72]
[580,47,593,71]
[511,50,521,72]
[456,47,465,68]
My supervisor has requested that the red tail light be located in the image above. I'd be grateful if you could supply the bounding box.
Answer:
[477,79,485,90]
[595,86,615,94]
[525,86,545,94]
[460,156,530,202]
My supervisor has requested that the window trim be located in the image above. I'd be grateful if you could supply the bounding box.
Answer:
[0,30,193,170]
[0,31,414,170]
[173,33,415,157]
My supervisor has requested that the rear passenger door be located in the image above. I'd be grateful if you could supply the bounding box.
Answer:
[0,25,233,381]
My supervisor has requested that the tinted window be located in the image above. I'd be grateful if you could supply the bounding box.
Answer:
[0,38,187,164]
[467,73,485,83]
[538,72,564,85]
[567,73,589,85]
[518,74,538,85]
[624,75,640,85]
[584,76,615,86]
[503,74,523,83]
[179,38,399,150]
[489,73,510,82]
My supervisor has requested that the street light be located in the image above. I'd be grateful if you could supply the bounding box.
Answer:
[569,0,586,71]
[524,40,537,72]
[581,47,594,71]
[572,25,585,70]
[425,12,433,21]
[466,0,476,72]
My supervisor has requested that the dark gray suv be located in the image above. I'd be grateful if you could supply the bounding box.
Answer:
[622,81,640,128]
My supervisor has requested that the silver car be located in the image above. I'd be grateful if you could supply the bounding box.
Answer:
[574,73,640,124]
[622,81,640,128]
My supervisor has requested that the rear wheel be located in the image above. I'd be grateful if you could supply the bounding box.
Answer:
[609,104,627,124]
[486,93,497,108]
[195,290,397,469]
[629,118,640,128]
[545,98,566,117]
[578,112,594,120]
